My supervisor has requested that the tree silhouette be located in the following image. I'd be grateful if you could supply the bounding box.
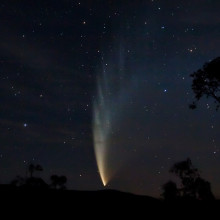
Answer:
[162,158,215,200]
[50,175,67,190]
[28,164,43,178]
[170,158,199,199]
[190,57,220,110]
[24,164,46,189]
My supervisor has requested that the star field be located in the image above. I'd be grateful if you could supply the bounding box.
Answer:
[0,0,219,198]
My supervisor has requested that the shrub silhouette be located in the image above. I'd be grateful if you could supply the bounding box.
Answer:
[50,175,67,190]
[11,175,25,187]
[25,177,48,189]
[195,177,215,200]
[162,181,179,200]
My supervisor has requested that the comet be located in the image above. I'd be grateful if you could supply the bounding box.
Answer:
[92,67,113,186]
[92,40,133,186]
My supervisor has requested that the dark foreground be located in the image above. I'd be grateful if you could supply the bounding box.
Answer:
[0,185,219,218]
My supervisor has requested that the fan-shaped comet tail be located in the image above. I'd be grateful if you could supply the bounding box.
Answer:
[93,43,130,186]
[93,77,112,186]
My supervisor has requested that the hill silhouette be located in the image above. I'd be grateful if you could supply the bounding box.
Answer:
[0,184,219,218]
[1,162,219,218]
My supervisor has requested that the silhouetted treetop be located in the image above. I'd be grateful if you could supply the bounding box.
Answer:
[190,57,220,110]
[170,158,199,180]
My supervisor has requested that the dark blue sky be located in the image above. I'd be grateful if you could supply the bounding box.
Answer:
[0,0,219,198]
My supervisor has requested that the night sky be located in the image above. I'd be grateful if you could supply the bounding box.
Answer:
[0,0,220,198]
